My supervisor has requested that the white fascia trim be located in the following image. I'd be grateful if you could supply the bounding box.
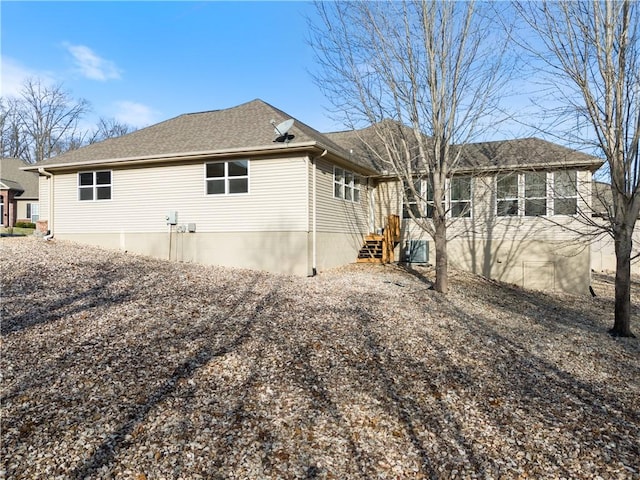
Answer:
[21,142,326,171]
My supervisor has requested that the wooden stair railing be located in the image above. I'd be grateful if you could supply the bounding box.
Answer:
[357,214,400,264]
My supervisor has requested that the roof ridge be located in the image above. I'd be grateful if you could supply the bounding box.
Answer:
[179,98,267,117]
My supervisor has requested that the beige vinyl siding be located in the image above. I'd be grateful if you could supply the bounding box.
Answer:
[314,158,370,235]
[387,170,594,243]
[16,199,37,221]
[53,156,308,234]
[374,179,402,228]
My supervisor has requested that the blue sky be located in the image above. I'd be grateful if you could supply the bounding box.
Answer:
[1,1,591,147]
[1,1,343,132]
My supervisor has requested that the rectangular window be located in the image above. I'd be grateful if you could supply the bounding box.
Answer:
[403,178,435,219]
[450,176,471,217]
[496,174,518,216]
[345,171,354,201]
[403,178,423,219]
[78,171,112,201]
[334,167,344,199]
[26,203,39,221]
[333,166,361,202]
[524,172,547,216]
[206,160,249,195]
[554,170,577,215]
[424,181,435,218]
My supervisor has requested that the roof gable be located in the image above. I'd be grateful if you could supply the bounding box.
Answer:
[0,157,39,197]
[324,120,419,172]
[35,99,357,169]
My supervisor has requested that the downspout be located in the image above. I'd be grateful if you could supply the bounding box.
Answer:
[38,168,54,240]
[306,156,311,275]
[310,150,328,276]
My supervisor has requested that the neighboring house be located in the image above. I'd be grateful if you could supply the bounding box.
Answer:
[590,180,640,274]
[24,99,604,293]
[1,157,40,227]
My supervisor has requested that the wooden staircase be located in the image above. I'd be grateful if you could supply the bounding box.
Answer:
[357,215,401,264]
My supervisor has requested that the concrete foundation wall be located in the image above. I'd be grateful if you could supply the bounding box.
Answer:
[448,237,591,294]
[399,228,591,294]
[315,231,366,272]
[54,230,370,277]
[56,231,312,276]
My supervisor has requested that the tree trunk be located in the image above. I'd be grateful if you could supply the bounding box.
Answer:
[434,216,448,294]
[612,226,635,337]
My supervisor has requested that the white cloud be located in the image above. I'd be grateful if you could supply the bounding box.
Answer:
[113,101,159,128]
[64,43,121,81]
[0,56,55,97]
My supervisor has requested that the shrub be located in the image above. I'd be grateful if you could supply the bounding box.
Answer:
[15,222,36,229]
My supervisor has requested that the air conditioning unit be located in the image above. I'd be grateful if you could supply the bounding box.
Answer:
[404,240,429,264]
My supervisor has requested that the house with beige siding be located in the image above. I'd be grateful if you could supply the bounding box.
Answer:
[27,100,376,276]
[25,99,604,293]
[326,127,604,293]
[1,157,40,227]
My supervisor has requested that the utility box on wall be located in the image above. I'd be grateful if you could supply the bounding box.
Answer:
[404,239,429,264]
[166,211,178,225]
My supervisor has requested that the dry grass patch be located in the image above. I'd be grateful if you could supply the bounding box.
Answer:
[1,237,639,479]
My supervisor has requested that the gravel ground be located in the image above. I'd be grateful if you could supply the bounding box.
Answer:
[1,237,639,480]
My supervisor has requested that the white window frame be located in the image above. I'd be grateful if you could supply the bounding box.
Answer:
[333,166,361,203]
[402,178,439,219]
[78,170,112,201]
[205,160,250,196]
[403,178,424,219]
[552,170,578,216]
[449,176,472,218]
[496,173,520,216]
[523,171,548,217]
[495,170,579,217]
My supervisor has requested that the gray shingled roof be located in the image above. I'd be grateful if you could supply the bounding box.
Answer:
[0,157,39,198]
[327,122,603,174]
[456,138,604,172]
[35,99,360,169]
[324,120,419,173]
[32,100,603,176]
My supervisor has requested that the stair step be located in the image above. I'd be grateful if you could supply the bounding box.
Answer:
[357,222,400,264]
[356,257,384,263]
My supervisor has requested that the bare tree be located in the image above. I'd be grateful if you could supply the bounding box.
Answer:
[14,78,90,164]
[88,117,135,144]
[310,0,509,293]
[1,79,136,163]
[0,97,28,159]
[515,1,639,337]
